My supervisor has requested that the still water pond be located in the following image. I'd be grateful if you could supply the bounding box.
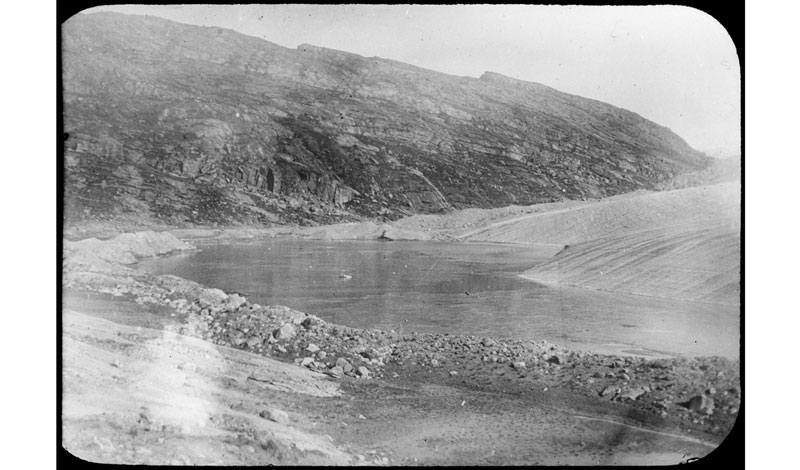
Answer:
[139,239,739,358]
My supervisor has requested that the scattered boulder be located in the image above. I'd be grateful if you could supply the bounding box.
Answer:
[615,386,649,401]
[600,386,617,398]
[336,358,353,373]
[198,288,228,306]
[511,361,526,370]
[648,359,671,369]
[259,408,289,424]
[326,366,344,378]
[547,355,564,365]
[681,395,715,415]
[357,366,371,378]
[169,298,188,311]
[227,293,247,309]
[301,317,320,330]
[273,323,296,341]
[359,348,378,360]
[301,357,315,367]
[306,343,320,353]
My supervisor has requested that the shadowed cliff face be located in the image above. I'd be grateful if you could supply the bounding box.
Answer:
[62,12,710,228]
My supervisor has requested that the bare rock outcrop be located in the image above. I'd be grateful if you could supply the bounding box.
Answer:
[62,12,710,229]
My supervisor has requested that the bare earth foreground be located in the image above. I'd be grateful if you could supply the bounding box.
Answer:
[61,183,741,465]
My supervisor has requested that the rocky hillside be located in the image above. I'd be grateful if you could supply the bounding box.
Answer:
[62,12,710,229]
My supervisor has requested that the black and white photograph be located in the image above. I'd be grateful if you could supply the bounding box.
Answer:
[59,4,741,465]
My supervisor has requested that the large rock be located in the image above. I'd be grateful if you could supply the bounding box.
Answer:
[272,323,296,341]
[547,355,564,365]
[227,293,247,310]
[335,358,353,373]
[301,316,321,330]
[259,408,289,424]
[198,288,229,306]
[682,395,715,415]
[326,366,344,378]
[599,386,617,398]
[615,386,650,401]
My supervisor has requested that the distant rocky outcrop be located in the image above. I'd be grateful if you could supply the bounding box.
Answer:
[62,12,710,229]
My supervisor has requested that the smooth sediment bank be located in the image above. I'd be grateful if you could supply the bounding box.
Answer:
[62,230,741,465]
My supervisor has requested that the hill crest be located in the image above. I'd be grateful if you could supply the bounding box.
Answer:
[63,12,710,228]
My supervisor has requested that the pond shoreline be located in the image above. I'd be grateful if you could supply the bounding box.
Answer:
[62,229,740,464]
[138,233,738,360]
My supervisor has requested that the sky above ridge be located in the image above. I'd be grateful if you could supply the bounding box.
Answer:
[86,4,740,156]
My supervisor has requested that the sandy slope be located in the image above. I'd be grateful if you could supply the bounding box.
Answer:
[521,224,740,304]
[445,183,741,305]
[458,183,739,245]
[62,309,352,465]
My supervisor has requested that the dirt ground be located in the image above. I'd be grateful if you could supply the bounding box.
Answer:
[62,289,727,466]
[62,294,351,465]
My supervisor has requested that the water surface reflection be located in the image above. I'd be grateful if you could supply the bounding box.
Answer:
[139,240,738,358]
